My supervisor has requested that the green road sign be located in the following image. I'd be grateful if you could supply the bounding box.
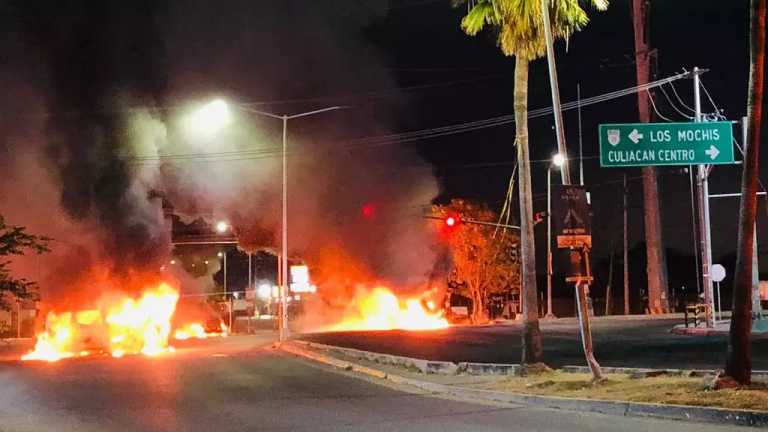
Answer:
[599,121,734,167]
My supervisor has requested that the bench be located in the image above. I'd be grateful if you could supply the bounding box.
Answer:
[684,303,710,327]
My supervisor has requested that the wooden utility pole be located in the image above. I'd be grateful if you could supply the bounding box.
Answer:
[632,0,669,315]
[725,0,765,385]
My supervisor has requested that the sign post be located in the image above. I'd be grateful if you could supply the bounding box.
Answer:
[599,121,734,167]
[711,264,726,322]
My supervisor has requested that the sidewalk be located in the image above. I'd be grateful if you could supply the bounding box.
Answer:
[281,340,768,428]
[672,318,768,336]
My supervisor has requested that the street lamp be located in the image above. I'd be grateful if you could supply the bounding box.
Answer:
[215,220,229,234]
[546,153,565,319]
[183,99,232,138]
[218,250,227,298]
[184,99,344,341]
[236,103,345,342]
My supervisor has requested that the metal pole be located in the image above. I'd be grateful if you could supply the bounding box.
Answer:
[17,300,21,338]
[540,0,570,184]
[694,67,716,327]
[717,281,722,322]
[623,173,630,315]
[223,251,227,297]
[248,252,252,294]
[577,84,584,186]
[280,115,289,341]
[541,0,600,378]
[546,166,555,318]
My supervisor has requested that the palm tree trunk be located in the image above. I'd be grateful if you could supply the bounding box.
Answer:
[725,0,765,385]
[632,0,669,314]
[515,58,543,364]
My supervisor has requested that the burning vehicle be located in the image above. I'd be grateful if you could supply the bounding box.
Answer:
[22,276,228,362]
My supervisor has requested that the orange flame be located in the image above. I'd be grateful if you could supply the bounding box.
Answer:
[328,287,448,331]
[23,282,187,361]
[173,322,228,340]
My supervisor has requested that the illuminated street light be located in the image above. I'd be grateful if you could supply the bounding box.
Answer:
[545,153,566,319]
[184,98,232,138]
[170,259,177,265]
[215,220,229,233]
[552,152,566,168]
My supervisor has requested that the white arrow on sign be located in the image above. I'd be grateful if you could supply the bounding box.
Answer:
[628,129,644,144]
[705,145,720,160]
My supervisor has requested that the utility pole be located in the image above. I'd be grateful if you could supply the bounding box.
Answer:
[605,250,614,315]
[540,0,602,380]
[633,0,669,315]
[281,115,289,342]
[248,252,252,296]
[624,173,630,315]
[693,66,716,328]
[744,116,763,317]
[578,84,585,186]
[540,0,570,183]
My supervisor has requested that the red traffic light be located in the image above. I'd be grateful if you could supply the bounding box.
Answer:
[445,216,457,227]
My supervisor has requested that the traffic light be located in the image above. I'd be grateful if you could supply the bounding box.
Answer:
[440,214,461,234]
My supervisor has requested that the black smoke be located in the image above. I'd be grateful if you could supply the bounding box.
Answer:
[14,0,171,270]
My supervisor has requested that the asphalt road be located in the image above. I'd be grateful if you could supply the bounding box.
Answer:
[299,317,768,370]
[0,332,748,431]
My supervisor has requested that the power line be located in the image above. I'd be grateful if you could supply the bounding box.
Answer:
[646,89,675,122]
[657,85,695,120]
[667,81,697,114]
[130,72,694,164]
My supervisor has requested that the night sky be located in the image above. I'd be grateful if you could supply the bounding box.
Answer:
[1,1,764,307]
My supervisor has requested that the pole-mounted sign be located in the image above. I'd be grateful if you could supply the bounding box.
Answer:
[551,185,593,283]
[599,121,734,167]
[551,185,592,249]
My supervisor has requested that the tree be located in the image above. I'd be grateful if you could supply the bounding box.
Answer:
[0,216,50,310]
[724,0,765,386]
[433,200,520,323]
[631,0,669,315]
[456,0,607,364]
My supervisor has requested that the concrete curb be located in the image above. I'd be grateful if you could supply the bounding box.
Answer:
[294,340,768,380]
[292,340,460,374]
[280,341,768,428]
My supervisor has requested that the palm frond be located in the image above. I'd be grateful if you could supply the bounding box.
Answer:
[458,0,608,60]
[460,1,502,35]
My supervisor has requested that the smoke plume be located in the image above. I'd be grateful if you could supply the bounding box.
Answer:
[1,1,441,311]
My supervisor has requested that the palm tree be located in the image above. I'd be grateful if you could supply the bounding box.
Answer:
[724,0,765,386]
[456,0,607,364]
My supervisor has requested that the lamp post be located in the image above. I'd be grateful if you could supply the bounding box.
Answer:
[239,105,345,342]
[217,251,227,297]
[185,100,344,341]
[546,153,566,319]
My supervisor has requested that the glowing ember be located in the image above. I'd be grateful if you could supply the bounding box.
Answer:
[329,287,448,331]
[23,282,182,362]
